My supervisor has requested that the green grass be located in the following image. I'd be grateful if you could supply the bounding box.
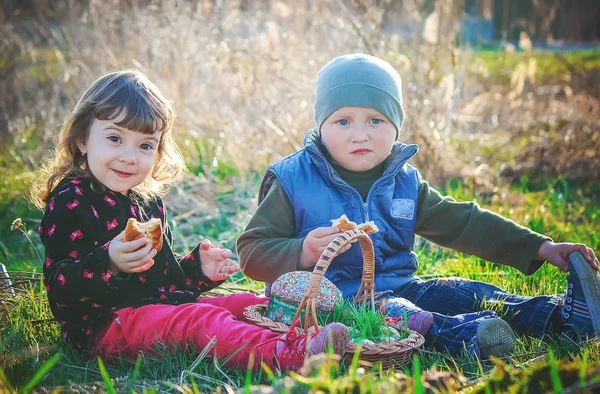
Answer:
[0,122,50,266]
[1,173,599,392]
[474,49,600,85]
[327,299,410,343]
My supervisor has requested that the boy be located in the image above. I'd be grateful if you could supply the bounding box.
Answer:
[237,53,599,358]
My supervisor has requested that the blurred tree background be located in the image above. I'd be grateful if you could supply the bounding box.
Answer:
[1,0,599,266]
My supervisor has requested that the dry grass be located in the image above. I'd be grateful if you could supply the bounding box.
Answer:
[2,0,483,252]
[2,0,469,176]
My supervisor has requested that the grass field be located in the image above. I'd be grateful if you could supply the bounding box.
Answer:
[2,176,599,393]
[1,1,600,392]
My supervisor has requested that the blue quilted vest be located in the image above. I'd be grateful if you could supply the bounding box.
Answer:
[259,130,422,297]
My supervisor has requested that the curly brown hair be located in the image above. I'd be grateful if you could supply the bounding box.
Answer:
[31,69,186,208]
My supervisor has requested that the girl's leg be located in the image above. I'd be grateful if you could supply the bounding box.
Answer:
[93,300,348,371]
[398,277,561,337]
[94,302,281,369]
[196,293,268,319]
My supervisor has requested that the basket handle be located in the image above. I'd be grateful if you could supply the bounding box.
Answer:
[292,229,376,331]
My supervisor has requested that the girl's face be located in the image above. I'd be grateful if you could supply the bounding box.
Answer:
[78,117,160,195]
[320,107,396,172]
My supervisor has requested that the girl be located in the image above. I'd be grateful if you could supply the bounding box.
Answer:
[31,70,348,371]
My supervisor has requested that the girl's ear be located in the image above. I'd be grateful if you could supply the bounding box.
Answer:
[76,140,87,155]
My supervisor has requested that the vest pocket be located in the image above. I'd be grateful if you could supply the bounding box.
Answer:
[390,199,415,220]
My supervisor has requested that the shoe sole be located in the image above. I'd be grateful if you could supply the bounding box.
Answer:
[315,325,349,358]
[570,251,600,332]
[477,318,516,359]
[331,329,349,357]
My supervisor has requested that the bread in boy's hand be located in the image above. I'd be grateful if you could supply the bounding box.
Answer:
[357,220,379,235]
[331,214,379,235]
[330,214,358,232]
[124,218,163,251]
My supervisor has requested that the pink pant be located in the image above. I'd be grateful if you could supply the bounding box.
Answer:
[93,293,279,369]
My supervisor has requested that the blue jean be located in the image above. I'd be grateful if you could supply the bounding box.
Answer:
[381,277,562,357]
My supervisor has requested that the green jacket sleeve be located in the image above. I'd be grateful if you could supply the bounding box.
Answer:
[237,179,304,282]
[415,181,551,275]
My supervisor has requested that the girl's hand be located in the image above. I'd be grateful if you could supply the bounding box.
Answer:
[299,226,352,269]
[108,230,157,275]
[536,240,599,272]
[199,239,241,281]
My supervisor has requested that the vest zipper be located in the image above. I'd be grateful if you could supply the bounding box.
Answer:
[324,163,368,221]
[363,174,391,223]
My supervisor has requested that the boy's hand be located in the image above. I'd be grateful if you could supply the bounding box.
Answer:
[299,226,352,269]
[536,240,599,272]
[108,230,157,275]
[199,239,241,281]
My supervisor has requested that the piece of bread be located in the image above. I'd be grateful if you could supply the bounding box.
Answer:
[330,214,358,232]
[357,220,379,235]
[331,214,379,235]
[124,218,163,251]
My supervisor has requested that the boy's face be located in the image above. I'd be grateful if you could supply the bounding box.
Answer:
[320,107,396,172]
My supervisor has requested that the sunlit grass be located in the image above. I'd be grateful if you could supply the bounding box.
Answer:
[475,49,600,85]
[2,174,598,391]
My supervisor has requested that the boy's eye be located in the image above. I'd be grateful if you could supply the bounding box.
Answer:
[370,118,383,125]
[140,143,154,151]
[108,136,121,143]
[337,119,349,126]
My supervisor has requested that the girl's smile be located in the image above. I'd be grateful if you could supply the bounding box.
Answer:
[112,169,136,178]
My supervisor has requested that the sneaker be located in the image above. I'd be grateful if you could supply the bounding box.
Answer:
[406,311,434,336]
[385,311,433,336]
[477,318,516,359]
[380,297,434,336]
[560,251,600,337]
[274,321,349,371]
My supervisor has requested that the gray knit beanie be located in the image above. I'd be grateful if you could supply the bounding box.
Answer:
[314,53,405,138]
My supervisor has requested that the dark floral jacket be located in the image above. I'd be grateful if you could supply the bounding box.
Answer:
[39,177,222,351]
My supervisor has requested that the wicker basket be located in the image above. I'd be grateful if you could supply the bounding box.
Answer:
[244,229,425,368]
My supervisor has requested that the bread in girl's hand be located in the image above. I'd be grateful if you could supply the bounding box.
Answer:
[331,214,379,235]
[124,218,163,251]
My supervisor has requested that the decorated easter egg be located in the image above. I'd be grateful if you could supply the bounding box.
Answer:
[264,271,342,326]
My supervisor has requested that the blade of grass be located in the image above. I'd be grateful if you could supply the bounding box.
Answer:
[0,367,16,392]
[190,376,200,393]
[260,362,278,384]
[127,352,142,394]
[97,356,117,394]
[412,354,424,394]
[579,348,589,385]
[20,353,61,393]
[244,353,254,394]
[547,347,564,393]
